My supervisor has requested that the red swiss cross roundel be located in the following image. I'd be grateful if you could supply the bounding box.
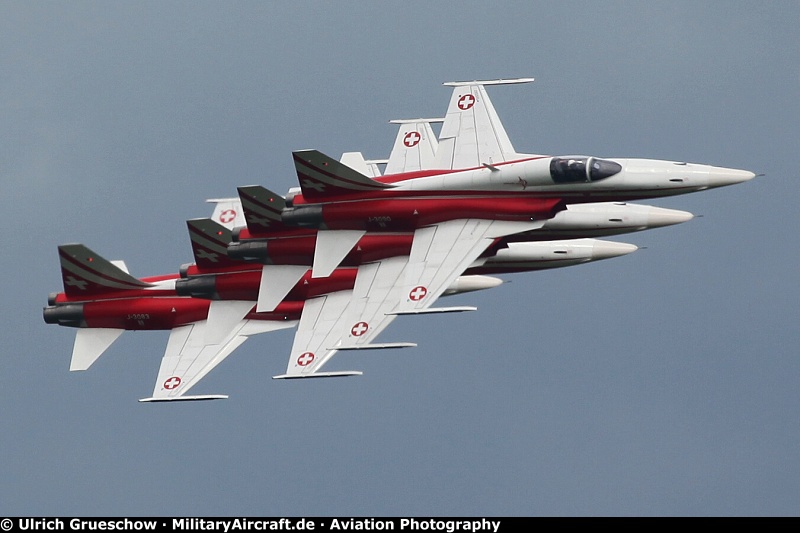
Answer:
[403,131,421,147]
[458,94,475,110]
[219,209,237,224]
[409,286,428,301]
[297,352,315,366]
[351,322,369,336]
[164,376,182,390]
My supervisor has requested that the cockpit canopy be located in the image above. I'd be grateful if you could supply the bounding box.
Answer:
[550,156,622,183]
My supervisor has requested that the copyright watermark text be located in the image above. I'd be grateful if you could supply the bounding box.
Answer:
[4,519,158,531]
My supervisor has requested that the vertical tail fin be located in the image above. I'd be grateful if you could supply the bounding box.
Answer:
[435,78,533,170]
[292,149,394,200]
[385,118,443,174]
[237,185,289,235]
[58,244,151,297]
[186,219,242,270]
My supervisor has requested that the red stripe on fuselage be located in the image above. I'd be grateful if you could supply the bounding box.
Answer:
[207,268,358,301]
[291,185,704,206]
[231,233,415,266]
[79,297,304,329]
[310,196,564,231]
[373,156,549,184]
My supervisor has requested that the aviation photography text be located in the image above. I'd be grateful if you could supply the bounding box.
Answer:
[6,518,504,533]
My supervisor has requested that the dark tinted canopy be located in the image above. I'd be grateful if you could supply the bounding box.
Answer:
[550,157,622,183]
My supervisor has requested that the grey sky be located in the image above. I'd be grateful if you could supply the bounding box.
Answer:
[2,1,798,516]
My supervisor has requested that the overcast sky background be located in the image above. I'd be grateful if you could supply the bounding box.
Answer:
[2,1,798,517]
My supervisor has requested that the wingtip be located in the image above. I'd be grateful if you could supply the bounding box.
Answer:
[138,394,229,403]
[272,371,364,380]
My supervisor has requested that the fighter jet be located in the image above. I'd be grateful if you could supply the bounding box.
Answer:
[45,78,753,392]
[43,243,303,400]
[46,219,561,399]
[265,82,752,379]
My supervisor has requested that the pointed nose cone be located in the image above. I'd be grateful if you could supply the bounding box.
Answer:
[591,240,639,260]
[707,167,756,188]
[647,206,695,228]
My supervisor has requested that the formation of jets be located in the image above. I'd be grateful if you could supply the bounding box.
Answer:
[43,79,755,402]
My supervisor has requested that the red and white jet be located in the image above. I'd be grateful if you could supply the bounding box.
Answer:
[265,81,753,379]
[43,242,304,401]
[45,79,754,394]
[44,219,538,400]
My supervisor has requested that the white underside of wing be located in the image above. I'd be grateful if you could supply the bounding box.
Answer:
[279,219,544,379]
[143,318,296,401]
[385,121,440,175]
[436,84,520,170]
[281,290,356,377]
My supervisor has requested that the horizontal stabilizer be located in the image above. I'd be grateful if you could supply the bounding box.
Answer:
[387,306,477,315]
[139,395,228,403]
[272,371,363,380]
[205,300,255,345]
[257,264,308,313]
[333,342,417,351]
[70,328,125,371]
[312,230,365,278]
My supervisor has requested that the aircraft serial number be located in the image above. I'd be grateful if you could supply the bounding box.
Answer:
[368,216,392,224]
[127,314,150,320]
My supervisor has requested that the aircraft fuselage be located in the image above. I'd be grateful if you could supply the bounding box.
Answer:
[377,156,755,201]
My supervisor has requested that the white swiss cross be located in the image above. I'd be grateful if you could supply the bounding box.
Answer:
[403,131,421,147]
[351,322,369,337]
[297,352,315,366]
[458,94,475,110]
[163,376,182,390]
[219,209,237,224]
[409,286,428,301]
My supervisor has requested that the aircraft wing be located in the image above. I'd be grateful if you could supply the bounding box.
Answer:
[206,198,245,230]
[274,219,543,379]
[140,317,297,402]
[384,119,443,175]
[435,78,534,170]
